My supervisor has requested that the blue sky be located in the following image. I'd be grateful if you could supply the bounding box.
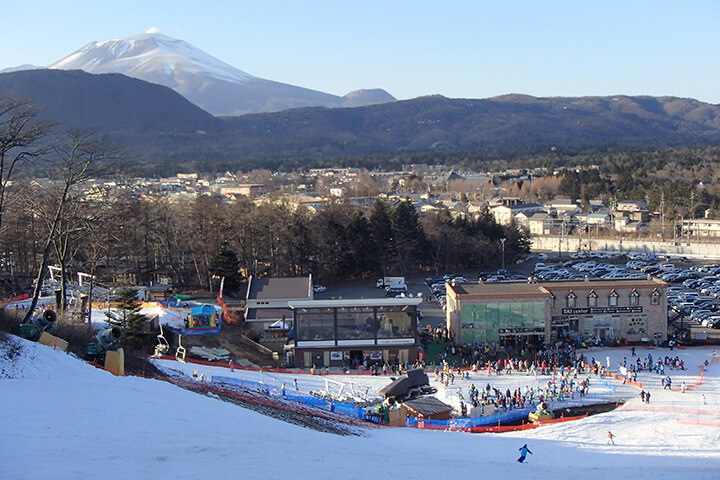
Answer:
[3,1,719,103]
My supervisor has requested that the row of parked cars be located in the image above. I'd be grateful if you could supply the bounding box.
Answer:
[425,274,469,310]
[532,259,646,281]
[623,260,719,329]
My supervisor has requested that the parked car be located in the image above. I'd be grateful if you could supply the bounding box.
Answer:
[313,285,327,293]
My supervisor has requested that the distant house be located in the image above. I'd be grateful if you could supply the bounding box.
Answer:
[491,203,544,226]
[244,276,313,335]
[545,199,581,214]
[416,202,441,214]
[586,213,612,226]
[616,200,647,212]
[680,219,720,238]
[613,215,648,233]
[220,184,268,199]
[466,201,488,217]
[147,284,174,302]
[589,199,605,211]
[525,212,556,235]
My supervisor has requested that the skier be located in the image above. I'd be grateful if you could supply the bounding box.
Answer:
[607,431,615,445]
[517,444,532,463]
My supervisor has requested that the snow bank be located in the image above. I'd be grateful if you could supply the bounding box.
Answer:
[1,337,719,480]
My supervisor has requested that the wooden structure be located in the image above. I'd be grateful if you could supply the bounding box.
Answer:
[401,396,453,421]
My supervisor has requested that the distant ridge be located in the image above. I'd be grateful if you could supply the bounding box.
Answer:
[0,69,225,134]
[2,68,720,166]
[46,32,396,115]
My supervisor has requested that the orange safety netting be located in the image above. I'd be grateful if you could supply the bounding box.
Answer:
[414,413,590,433]
[676,418,720,428]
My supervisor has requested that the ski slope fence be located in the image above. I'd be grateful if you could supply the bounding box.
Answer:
[211,374,590,430]
[407,408,533,430]
[158,373,372,428]
[676,418,720,428]
[671,353,720,392]
[213,375,368,420]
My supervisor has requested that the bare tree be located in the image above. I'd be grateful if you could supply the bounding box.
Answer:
[24,129,113,322]
[0,96,54,238]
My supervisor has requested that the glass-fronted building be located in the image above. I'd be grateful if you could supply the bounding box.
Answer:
[447,283,552,349]
[288,298,422,368]
[446,278,667,347]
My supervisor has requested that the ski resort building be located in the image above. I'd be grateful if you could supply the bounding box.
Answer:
[445,278,667,348]
[287,297,422,369]
[244,276,313,336]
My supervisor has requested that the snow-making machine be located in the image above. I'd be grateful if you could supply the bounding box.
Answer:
[86,326,122,359]
[86,326,125,375]
[19,309,57,341]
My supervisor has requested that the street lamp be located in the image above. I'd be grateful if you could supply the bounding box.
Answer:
[500,237,506,272]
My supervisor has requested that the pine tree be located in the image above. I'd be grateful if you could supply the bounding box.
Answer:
[208,241,242,294]
[108,286,148,350]
[391,199,426,275]
[368,199,395,276]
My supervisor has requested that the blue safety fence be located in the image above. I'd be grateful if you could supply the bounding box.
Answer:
[212,374,545,428]
[213,375,366,419]
[405,407,533,429]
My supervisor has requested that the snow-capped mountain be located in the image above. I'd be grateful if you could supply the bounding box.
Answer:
[47,32,395,116]
[0,64,42,73]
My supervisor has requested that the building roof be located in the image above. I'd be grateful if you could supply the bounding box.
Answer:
[540,278,664,292]
[402,396,453,418]
[450,278,665,299]
[247,276,311,300]
[449,282,550,299]
[289,298,422,309]
[493,203,543,211]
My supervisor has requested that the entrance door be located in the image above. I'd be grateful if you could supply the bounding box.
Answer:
[312,352,324,368]
[594,328,607,341]
[350,350,363,369]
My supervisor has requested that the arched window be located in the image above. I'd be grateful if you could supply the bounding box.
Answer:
[630,289,640,306]
[587,290,598,307]
[609,289,619,307]
[651,289,660,305]
[566,291,577,307]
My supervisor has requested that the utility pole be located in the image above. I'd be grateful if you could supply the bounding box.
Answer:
[660,192,665,242]
[501,237,506,272]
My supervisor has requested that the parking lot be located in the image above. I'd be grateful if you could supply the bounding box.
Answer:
[312,251,720,343]
[313,274,461,331]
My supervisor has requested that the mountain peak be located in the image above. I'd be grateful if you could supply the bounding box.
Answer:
[342,88,396,107]
[43,32,395,116]
[49,32,254,86]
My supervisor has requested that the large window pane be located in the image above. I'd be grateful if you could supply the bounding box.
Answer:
[337,307,375,340]
[297,308,334,341]
[377,305,414,339]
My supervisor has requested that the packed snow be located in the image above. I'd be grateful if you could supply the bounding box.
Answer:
[1,335,719,480]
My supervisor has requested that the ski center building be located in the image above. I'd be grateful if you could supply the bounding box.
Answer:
[287,298,422,369]
[446,278,667,347]
[244,276,313,336]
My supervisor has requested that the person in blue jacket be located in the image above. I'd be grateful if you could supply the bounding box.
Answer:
[517,444,533,463]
